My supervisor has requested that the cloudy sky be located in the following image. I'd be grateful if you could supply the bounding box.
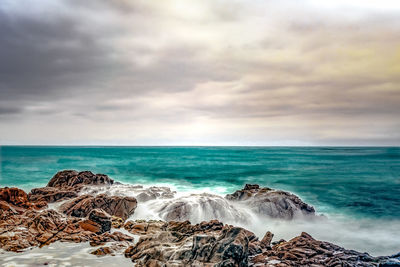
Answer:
[0,0,399,145]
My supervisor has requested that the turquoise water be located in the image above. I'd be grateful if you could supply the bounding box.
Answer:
[1,146,399,220]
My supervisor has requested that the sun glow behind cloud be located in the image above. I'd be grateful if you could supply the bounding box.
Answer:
[0,0,399,145]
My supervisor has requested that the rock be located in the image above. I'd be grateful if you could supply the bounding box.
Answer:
[0,187,47,213]
[111,216,124,228]
[47,170,114,188]
[124,220,253,266]
[80,184,176,203]
[88,209,111,233]
[260,231,274,248]
[28,187,78,203]
[154,193,250,223]
[79,220,101,233]
[60,194,137,220]
[28,170,114,203]
[226,184,315,219]
[0,187,30,207]
[251,232,382,267]
[0,209,94,252]
[90,246,113,256]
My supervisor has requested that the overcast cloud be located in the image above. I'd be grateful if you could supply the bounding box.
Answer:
[0,0,399,145]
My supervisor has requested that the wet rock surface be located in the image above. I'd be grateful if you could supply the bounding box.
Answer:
[1,170,398,266]
[226,184,315,219]
[28,170,114,203]
[0,187,47,214]
[250,232,399,267]
[60,194,137,220]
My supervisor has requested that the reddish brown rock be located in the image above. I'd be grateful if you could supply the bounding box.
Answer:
[111,216,124,229]
[90,246,113,256]
[47,170,114,188]
[88,209,111,233]
[60,194,137,220]
[79,220,101,233]
[28,187,78,203]
[0,187,46,214]
[28,170,114,203]
[260,231,274,248]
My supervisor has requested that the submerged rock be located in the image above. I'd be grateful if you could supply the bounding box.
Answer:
[155,193,250,223]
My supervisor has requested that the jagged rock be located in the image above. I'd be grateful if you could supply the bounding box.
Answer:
[111,216,124,228]
[60,194,137,220]
[28,170,114,203]
[124,220,167,235]
[260,231,274,248]
[124,220,254,266]
[0,209,94,251]
[226,184,315,219]
[251,232,382,267]
[88,209,111,233]
[47,170,114,188]
[79,219,101,233]
[0,187,47,214]
[28,187,78,203]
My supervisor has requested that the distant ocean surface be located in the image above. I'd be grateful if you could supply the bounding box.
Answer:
[1,146,400,255]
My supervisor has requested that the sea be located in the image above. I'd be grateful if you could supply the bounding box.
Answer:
[0,146,399,261]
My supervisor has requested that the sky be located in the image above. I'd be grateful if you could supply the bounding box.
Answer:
[0,0,399,146]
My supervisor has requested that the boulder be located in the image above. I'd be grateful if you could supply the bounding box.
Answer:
[226,184,315,219]
[260,231,274,248]
[29,187,78,203]
[60,194,137,220]
[28,170,114,203]
[251,232,381,267]
[47,170,114,188]
[88,209,111,233]
[0,187,46,213]
[124,219,255,266]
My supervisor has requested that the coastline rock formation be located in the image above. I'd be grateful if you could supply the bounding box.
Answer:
[60,194,137,220]
[1,170,399,266]
[28,170,114,203]
[226,184,315,219]
[0,187,47,214]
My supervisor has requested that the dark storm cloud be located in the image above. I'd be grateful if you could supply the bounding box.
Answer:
[0,7,124,103]
[0,106,22,115]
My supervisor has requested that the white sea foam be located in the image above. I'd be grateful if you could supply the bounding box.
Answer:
[0,242,132,267]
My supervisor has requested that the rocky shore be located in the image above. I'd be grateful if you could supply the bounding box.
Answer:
[0,170,399,266]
